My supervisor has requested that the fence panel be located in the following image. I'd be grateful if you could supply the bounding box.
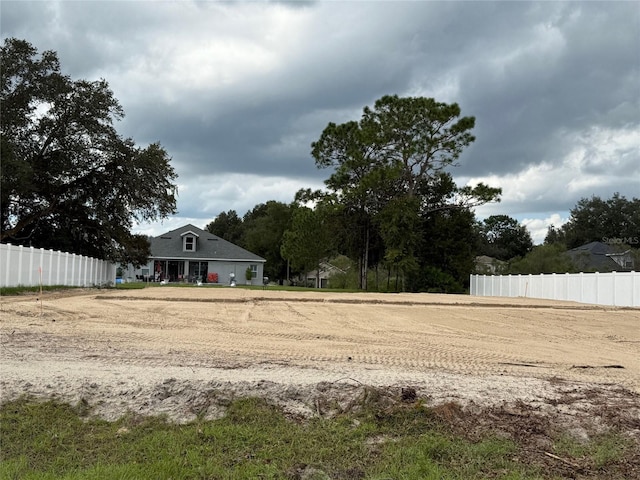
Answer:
[0,243,116,288]
[470,271,639,307]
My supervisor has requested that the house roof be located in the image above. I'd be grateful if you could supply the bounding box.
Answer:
[566,241,632,272]
[150,224,265,262]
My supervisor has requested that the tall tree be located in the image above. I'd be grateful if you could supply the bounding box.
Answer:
[310,95,500,290]
[1,38,177,265]
[477,215,534,261]
[205,210,245,246]
[361,95,477,198]
[310,120,392,289]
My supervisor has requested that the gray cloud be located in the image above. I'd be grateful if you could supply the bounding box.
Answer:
[2,0,638,236]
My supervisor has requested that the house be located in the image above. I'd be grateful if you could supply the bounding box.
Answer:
[566,241,635,272]
[474,255,506,274]
[125,224,266,284]
[302,261,348,288]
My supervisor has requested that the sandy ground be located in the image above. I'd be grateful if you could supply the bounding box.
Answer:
[1,287,639,430]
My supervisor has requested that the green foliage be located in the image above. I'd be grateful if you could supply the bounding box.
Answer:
[547,193,640,249]
[415,208,478,292]
[309,94,501,292]
[204,202,294,282]
[0,39,177,265]
[377,196,421,285]
[204,209,244,246]
[505,243,577,274]
[242,201,294,282]
[281,206,335,285]
[478,215,534,261]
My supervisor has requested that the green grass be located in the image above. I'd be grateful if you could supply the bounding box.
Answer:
[1,397,548,480]
[3,395,636,479]
[0,285,80,296]
[552,430,633,469]
[113,282,365,293]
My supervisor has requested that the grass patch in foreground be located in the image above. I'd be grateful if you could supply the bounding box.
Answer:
[2,397,538,480]
[2,396,636,479]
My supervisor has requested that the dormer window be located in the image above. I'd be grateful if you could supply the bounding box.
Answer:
[180,230,200,252]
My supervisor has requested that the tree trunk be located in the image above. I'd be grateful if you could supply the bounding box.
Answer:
[362,225,369,291]
[395,266,399,291]
[387,265,391,291]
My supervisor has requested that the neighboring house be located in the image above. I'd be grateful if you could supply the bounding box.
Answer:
[123,224,265,284]
[302,261,348,288]
[566,241,635,272]
[474,255,506,274]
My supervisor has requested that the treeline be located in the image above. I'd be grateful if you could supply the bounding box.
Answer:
[207,193,639,290]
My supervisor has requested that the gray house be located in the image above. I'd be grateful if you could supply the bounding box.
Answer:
[128,224,265,284]
[566,241,635,272]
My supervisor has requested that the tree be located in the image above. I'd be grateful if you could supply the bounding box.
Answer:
[1,38,177,265]
[281,206,335,287]
[411,208,479,292]
[505,243,577,275]
[205,210,245,246]
[376,195,421,290]
[310,119,392,289]
[310,94,501,291]
[360,95,477,198]
[556,193,640,249]
[543,225,564,246]
[477,215,533,261]
[242,201,294,282]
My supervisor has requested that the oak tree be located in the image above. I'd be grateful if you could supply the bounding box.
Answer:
[1,38,177,265]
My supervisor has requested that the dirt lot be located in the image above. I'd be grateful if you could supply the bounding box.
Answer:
[1,287,639,433]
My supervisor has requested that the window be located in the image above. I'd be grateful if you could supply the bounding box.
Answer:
[189,261,208,282]
[250,264,258,278]
[184,236,195,251]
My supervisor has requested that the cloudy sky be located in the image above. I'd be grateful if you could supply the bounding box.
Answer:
[2,0,639,243]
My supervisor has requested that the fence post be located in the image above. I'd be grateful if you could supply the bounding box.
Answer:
[579,272,583,303]
[64,252,69,285]
[27,246,35,286]
[38,248,44,287]
[612,271,616,306]
[3,244,11,287]
[47,249,53,285]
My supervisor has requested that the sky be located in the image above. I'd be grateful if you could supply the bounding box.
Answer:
[2,0,639,244]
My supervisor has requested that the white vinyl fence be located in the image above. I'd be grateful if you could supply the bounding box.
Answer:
[470,271,639,307]
[1,243,116,288]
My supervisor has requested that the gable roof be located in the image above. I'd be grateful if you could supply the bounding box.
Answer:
[566,241,632,272]
[150,224,265,262]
